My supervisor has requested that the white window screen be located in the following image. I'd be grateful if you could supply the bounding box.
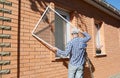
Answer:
[32,6,74,51]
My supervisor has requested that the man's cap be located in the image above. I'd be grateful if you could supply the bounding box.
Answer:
[71,28,80,34]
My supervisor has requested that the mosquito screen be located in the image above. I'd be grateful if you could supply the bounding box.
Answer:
[32,6,74,51]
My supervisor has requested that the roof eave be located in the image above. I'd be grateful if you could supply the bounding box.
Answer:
[83,0,120,20]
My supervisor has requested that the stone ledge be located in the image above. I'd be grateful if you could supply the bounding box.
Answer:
[0,60,10,65]
[0,34,11,39]
[0,69,10,74]
[0,52,10,56]
[0,25,11,30]
[0,0,12,6]
[0,8,12,14]
[0,43,11,47]
[0,16,11,22]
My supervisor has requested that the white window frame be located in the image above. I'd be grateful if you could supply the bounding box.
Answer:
[95,22,106,56]
[32,6,74,50]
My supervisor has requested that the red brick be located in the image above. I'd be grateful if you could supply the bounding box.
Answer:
[0,0,120,78]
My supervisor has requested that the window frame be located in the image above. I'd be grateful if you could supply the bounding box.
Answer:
[94,20,106,57]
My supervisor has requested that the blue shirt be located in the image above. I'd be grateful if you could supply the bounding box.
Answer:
[57,32,91,67]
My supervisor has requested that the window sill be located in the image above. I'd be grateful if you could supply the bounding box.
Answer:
[55,56,69,59]
[95,53,107,57]
[55,56,69,61]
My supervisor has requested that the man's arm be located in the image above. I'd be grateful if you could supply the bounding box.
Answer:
[81,32,91,42]
[56,42,73,57]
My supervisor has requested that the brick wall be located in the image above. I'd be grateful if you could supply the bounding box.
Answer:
[19,0,68,78]
[0,0,120,78]
[0,0,18,78]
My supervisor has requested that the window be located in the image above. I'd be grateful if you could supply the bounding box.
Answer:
[95,23,101,51]
[55,8,70,50]
[54,8,71,58]
[32,6,73,58]
[94,21,106,56]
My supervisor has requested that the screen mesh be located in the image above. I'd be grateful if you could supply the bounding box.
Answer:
[32,6,74,50]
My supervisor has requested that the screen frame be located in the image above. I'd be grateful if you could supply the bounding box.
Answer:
[31,6,74,51]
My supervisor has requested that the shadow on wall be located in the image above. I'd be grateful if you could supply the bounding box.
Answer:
[52,58,69,69]
[29,0,55,32]
[84,58,95,78]
[70,11,88,33]
[29,0,49,15]
[84,51,95,78]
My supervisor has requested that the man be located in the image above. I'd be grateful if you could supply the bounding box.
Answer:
[53,28,91,78]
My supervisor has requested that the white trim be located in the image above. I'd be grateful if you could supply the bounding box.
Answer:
[95,53,106,57]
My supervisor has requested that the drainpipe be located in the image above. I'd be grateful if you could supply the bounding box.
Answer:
[17,0,21,78]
